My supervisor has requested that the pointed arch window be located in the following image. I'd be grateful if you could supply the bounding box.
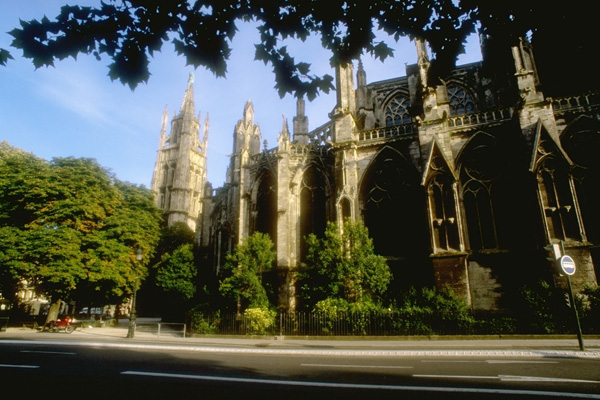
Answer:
[253,171,277,244]
[428,173,460,251]
[459,134,514,251]
[158,190,166,209]
[361,148,428,258]
[300,165,327,260]
[340,197,352,221]
[448,86,476,116]
[384,95,411,127]
[537,157,581,241]
[167,163,176,187]
[561,120,600,243]
[533,127,583,243]
[463,180,497,250]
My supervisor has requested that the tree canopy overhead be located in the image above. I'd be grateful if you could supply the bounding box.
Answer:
[3,1,593,99]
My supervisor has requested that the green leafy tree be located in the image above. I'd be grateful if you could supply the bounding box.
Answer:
[300,218,391,309]
[5,1,595,96]
[152,243,198,321]
[0,143,161,318]
[156,222,196,255]
[75,180,162,312]
[219,232,276,312]
[139,221,196,317]
[155,243,197,302]
[0,147,119,306]
[0,143,52,300]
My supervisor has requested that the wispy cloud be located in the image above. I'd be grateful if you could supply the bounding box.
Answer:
[32,61,147,137]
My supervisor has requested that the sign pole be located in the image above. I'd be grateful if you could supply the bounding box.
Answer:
[560,241,585,351]
[566,274,585,351]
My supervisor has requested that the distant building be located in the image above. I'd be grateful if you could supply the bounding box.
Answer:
[155,37,600,312]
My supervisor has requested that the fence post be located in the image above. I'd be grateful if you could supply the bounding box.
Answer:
[157,322,161,338]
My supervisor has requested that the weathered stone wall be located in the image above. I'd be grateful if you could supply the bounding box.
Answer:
[467,261,503,310]
[193,40,600,313]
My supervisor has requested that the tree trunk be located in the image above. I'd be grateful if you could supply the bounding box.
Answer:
[114,304,120,323]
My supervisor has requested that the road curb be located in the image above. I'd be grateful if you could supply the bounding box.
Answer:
[2,337,600,359]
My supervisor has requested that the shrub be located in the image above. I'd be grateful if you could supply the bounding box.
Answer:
[188,308,220,334]
[471,312,518,335]
[393,286,475,335]
[243,307,276,335]
[516,280,571,334]
[314,298,350,314]
[580,285,600,333]
[313,298,389,335]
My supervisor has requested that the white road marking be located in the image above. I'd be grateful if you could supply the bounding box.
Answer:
[415,374,497,380]
[301,363,413,369]
[415,374,600,384]
[0,363,40,369]
[487,360,559,364]
[2,340,600,359]
[421,360,559,364]
[499,375,600,384]
[121,371,600,398]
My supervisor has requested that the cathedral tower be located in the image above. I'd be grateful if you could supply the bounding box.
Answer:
[151,73,209,231]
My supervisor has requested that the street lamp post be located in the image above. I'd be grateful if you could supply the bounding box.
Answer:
[127,248,143,339]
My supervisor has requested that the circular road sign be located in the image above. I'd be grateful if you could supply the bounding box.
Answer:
[560,255,576,276]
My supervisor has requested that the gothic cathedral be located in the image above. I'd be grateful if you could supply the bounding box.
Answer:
[153,37,600,312]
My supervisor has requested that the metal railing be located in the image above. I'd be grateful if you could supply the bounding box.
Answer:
[135,322,187,338]
[188,311,520,337]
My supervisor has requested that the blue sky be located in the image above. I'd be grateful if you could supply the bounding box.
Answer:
[0,1,481,188]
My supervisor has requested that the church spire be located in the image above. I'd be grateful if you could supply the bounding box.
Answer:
[293,97,309,144]
[151,73,207,233]
[356,59,368,110]
[243,100,254,126]
[159,105,168,147]
[357,59,366,87]
[278,114,290,151]
[201,113,209,155]
[280,114,290,140]
[180,72,195,116]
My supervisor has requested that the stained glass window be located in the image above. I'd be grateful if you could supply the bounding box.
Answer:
[448,86,476,116]
[385,96,411,127]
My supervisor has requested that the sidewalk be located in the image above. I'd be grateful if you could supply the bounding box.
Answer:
[3,320,600,354]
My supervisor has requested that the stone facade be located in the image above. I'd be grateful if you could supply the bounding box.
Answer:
[167,38,600,312]
[151,73,209,232]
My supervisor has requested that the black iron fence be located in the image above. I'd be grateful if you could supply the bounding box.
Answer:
[188,311,531,337]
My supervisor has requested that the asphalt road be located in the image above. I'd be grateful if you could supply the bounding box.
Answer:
[1,336,599,399]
